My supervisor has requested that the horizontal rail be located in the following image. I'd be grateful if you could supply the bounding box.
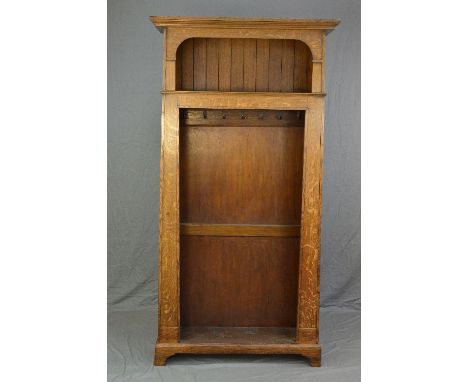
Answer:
[181,109,305,127]
[180,223,301,237]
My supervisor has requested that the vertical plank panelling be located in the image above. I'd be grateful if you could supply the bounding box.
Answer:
[230,39,244,91]
[178,38,314,93]
[293,41,308,92]
[175,46,182,90]
[193,38,207,90]
[243,39,256,91]
[206,39,219,90]
[281,40,294,92]
[255,39,269,91]
[268,40,282,92]
[218,38,232,91]
[181,38,194,90]
[307,63,313,92]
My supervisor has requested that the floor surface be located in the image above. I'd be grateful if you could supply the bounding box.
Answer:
[108,306,360,382]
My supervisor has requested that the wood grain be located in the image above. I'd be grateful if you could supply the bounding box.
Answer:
[311,63,321,92]
[268,40,282,92]
[243,39,256,91]
[157,95,180,342]
[218,38,231,91]
[206,38,219,90]
[175,48,182,90]
[164,26,324,62]
[255,39,269,91]
[155,341,321,366]
[180,120,304,225]
[180,235,300,327]
[171,92,320,111]
[180,224,300,237]
[180,38,193,90]
[153,17,337,367]
[181,108,304,127]
[151,16,340,32]
[176,38,313,92]
[181,327,296,344]
[281,40,295,92]
[294,41,310,92]
[297,98,324,342]
[193,38,206,90]
[231,39,244,91]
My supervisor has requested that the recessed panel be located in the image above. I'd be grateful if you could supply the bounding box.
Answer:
[179,108,305,330]
[176,38,313,92]
[180,235,300,327]
[180,110,305,225]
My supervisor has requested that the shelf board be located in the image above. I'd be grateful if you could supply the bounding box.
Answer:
[180,326,296,345]
[180,224,300,237]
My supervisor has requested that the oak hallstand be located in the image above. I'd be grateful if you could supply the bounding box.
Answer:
[150,16,339,366]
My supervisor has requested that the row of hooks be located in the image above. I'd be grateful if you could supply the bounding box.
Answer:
[182,110,304,120]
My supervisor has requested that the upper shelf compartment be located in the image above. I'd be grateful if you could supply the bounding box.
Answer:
[176,38,313,93]
[151,16,340,93]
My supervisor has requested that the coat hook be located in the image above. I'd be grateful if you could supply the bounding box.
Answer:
[240,112,246,120]
[296,111,302,119]
[277,113,283,120]
[222,112,227,119]
[203,110,208,119]
[259,112,264,120]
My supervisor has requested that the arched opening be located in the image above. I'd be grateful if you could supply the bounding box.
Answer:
[175,38,313,92]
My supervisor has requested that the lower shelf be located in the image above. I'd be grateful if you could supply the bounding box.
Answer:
[155,327,321,367]
[181,326,296,344]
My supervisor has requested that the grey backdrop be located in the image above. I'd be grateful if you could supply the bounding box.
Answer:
[108,1,360,380]
[108,0,360,311]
